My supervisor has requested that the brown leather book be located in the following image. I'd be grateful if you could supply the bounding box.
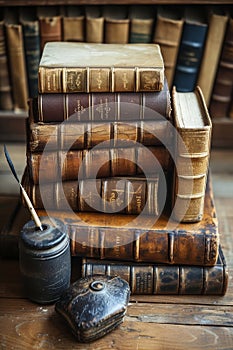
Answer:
[63,5,85,42]
[209,17,233,118]
[36,77,170,122]
[4,9,29,111]
[82,245,228,295]
[26,145,172,184]
[38,42,164,93]
[103,5,129,44]
[37,6,62,52]
[0,17,13,110]
[128,5,156,43]
[172,86,212,223]
[153,5,184,89]
[197,7,228,106]
[36,176,219,266]
[21,167,160,216]
[85,5,104,43]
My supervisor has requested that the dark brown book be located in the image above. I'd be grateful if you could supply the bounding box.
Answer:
[26,145,172,184]
[82,245,228,295]
[27,118,173,152]
[38,42,164,93]
[36,176,219,267]
[36,78,170,122]
[0,16,13,110]
[21,168,160,216]
[37,6,62,53]
[209,17,233,118]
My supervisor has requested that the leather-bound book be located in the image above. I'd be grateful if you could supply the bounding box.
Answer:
[36,77,170,122]
[37,6,62,53]
[26,145,172,184]
[21,168,160,216]
[103,5,129,44]
[172,86,212,223]
[20,7,40,98]
[63,5,85,42]
[38,42,164,93]
[197,7,228,106]
[85,5,104,43]
[129,5,156,43]
[153,5,184,89]
[173,6,208,92]
[0,16,13,110]
[36,176,220,266]
[209,17,233,118]
[5,8,29,111]
[82,245,228,295]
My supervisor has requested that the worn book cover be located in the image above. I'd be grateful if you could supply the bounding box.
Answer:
[38,42,164,93]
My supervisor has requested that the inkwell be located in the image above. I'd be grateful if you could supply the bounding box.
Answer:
[4,145,71,304]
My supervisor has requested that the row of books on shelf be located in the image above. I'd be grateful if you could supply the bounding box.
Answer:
[1,40,227,297]
[0,4,233,119]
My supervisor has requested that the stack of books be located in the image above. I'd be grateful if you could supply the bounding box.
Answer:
[21,41,228,296]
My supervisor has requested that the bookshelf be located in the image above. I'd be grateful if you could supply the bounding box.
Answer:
[0,1,233,147]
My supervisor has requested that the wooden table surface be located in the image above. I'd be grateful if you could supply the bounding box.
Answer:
[0,145,233,349]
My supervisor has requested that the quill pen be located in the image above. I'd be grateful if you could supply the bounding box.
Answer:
[4,145,43,231]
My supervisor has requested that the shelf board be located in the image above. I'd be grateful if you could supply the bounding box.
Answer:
[0,0,233,5]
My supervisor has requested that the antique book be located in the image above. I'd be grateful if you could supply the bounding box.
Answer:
[85,5,104,43]
[27,145,172,184]
[152,5,184,89]
[128,5,156,43]
[82,245,228,295]
[5,8,29,111]
[63,5,85,42]
[172,86,212,223]
[173,6,208,92]
[197,7,228,106]
[209,17,233,118]
[103,5,129,44]
[36,77,170,122]
[38,42,164,93]
[22,168,160,216]
[36,176,219,266]
[0,17,13,110]
[20,7,40,98]
[27,118,173,152]
[37,6,62,52]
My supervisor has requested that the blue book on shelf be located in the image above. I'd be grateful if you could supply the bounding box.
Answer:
[173,7,208,92]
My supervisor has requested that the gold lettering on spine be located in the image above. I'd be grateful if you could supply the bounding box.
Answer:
[64,68,86,92]
[95,98,111,120]
[89,68,110,92]
[44,68,62,92]
[138,69,161,91]
[113,235,121,257]
[114,68,135,92]
[74,98,86,121]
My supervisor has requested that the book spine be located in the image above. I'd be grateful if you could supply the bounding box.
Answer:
[38,15,62,52]
[172,86,212,223]
[38,67,164,93]
[5,22,29,111]
[28,119,173,152]
[21,19,40,98]
[27,146,172,184]
[63,16,85,42]
[69,223,218,266]
[129,18,154,43]
[0,20,13,110]
[153,10,184,89]
[22,174,160,216]
[85,5,104,43]
[103,5,129,44]
[173,21,208,92]
[209,18,233,118]
[81,255,227,295]
[37,84,171,122]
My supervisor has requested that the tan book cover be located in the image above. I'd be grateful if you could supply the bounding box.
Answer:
[38,42,164,93]
[153,6,184,89]
[172,86,212,223]
[129,5,156,43]
[5,9,29,111]
[63,5,85,42]
[85,5,104,43]
[103,5,129,44]
[197,7,228,106]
